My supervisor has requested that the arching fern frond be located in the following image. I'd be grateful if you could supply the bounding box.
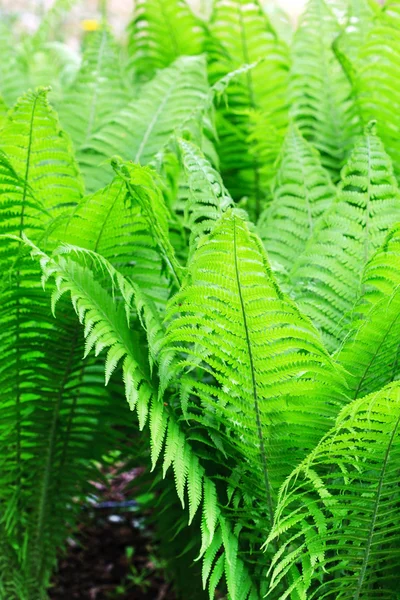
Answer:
[58,27,131,150]
[337,222,400,399]
[290,121,400,352]
[266,381,400,600]
[78,55,210,192]
[258,124,335,286]
[56,176,170,309]
[0,87,84,214]
[289,0,360,179]
[112,159,184,288]
[127,0,205,82]
[26,241,260,600]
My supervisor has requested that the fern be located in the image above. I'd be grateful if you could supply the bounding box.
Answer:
[78,55,210,192]
[266,381,400,599]
[2,2,400,598]
[128,0,205,81]
[337,221,400,398]
[57,27,131,151]
[26,241,260,599]
[289,121,400,351]
[355,0,400,180]
[208,0,290,217]
[162,210,346,497]
[0,87,84,214]
[289,0,360,179]
[258,124,335,286]
[170,136,234,251]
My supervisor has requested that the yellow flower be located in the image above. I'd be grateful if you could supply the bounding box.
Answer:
[81,19,100,32]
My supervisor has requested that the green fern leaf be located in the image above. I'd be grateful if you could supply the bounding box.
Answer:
[78,55,210,192]
[334,0,377,63]
[128,0,205,82]
[290,122,400,351]
[258,124,335,286]
[337,222,400,398]
[163,210,346,505]
[58,27,131,150]
[112,158,184,287]
[267,381,400,599]
[208,0,290,217]
[0,87,84,214]
[174,136,234,250]
[356,1,400,180]
[290,0,360,179]
[56,176,170,308]
[27,242,259,599]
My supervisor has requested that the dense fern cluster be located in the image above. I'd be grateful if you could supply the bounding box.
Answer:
[1,0,400,598]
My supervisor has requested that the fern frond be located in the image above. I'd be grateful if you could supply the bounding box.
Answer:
[27,242,260,599]
[78,55,210,192]
[112,158,184,288]
[290,121,400,351]
[356,1,400,180]
[258,124,335,286]
[208,0,290,217]
[334,0,377,63]
[162,210,347,501]
[337,222,400,398]
[0,87,84,214]
[266,381,400,600]
[289,0,360,179]
[174,136,234,251]
[0,155,121,597]
[57,176,170,309]
[58,27,131,150]
[128,0,205,82]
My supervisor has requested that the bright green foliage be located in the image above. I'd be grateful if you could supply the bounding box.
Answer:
[335,0,377,62]
[25,241,259,600]
[0,96,7,129]
[174,136,234,250]
[1,1,400,599]
[258,124,335,285]
[78,55,210,192]
[208,0,290,217]
[128,0,205,81]
[290,122,400,351]
[338,222,400,399]
[58,28,131,150]
[290,0,359,178]
[163,211,346,499]
[266,381,400,600]
[355,1,400,180]
[0,150,121,598]
[57,177,171,308]
[0,88,84,213]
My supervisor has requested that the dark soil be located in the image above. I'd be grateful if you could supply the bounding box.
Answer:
[49,465,177,600]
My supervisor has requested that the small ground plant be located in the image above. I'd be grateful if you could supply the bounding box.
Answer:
[0,0,400,598]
